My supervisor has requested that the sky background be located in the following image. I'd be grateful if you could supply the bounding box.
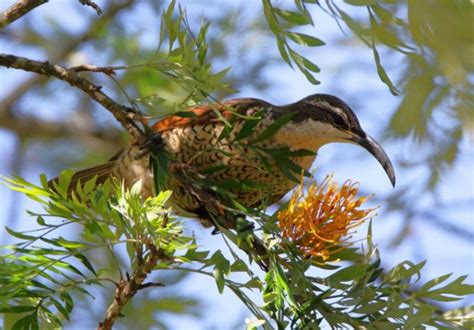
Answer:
[0,1,472,329]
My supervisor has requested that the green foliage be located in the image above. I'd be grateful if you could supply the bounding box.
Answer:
[323,0,472,192]
[1,174,473,329]
[262,0,324,84]
[0,173,191,329]
[133,1,236,116]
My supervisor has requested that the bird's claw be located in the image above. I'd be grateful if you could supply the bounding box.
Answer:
[134,133,164,160]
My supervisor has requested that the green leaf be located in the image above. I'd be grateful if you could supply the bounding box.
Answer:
[234,112,265,141]
[252,112,296,143]
[184,248,210,262]
[418,273,453,293]
[384,260,426,284]
[372,40,400,95]
[262,0,280,34]
[276,37,292,67]
[60,292,74,313]
[326,264,369,284]
[201,165,228,175]
[275,9,311,25]
[50,297,70,321]
[151,150,169,193]
[12,312,38,330]
[5,227,36,241]
[0,306,36,313]
[75,253,97,276]
[286,31,325,47]
[420,275,474,301]
[230,260,249,273]
[336,6,371,44]
[405,302,437,329]
[205,251,230,294]
[344,0,376,5]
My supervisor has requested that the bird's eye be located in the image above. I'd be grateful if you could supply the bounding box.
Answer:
[333,114,346,128]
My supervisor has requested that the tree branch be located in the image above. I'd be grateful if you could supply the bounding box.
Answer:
[0,0,48,29]
[97,241,166,330]
[0,53,147,143]
[0,0,135,115]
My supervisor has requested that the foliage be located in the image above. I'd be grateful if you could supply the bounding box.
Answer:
[0,173,192,329]
[1,173,473,329]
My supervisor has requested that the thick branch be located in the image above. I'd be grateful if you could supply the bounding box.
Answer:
[97,241,164,330]
[0,0,48,29]
[0,53,146,143]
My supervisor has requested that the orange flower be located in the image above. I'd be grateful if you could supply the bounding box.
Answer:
[277,174,375,261]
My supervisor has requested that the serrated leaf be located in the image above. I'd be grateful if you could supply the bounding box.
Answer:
[418,273,453,293]
[385,260,426,284]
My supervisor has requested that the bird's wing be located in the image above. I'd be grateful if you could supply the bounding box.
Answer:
[151,98,270,133]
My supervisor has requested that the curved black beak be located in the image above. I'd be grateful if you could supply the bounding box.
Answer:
[350,133,396,187]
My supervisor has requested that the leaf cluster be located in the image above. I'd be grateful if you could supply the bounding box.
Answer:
[0,173,191,329]
[133,1,236,116]
[1,170,473,328]
[262,0,324,85]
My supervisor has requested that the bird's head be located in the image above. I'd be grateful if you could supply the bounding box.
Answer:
[275,93,396,187]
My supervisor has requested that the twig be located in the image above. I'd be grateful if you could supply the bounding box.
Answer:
[78,0,102,15]
[97,240,165,330]
[0,53,147,143]
[0,0,135,115]
[71,64,117,75]
[0,0,48,29]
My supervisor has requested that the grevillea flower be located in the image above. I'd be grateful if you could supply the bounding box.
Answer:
[277,174,375,261]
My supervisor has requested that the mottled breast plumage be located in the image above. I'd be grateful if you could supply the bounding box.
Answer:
[111,99,317,217]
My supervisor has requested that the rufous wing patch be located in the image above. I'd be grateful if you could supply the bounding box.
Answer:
[151,98,270,133]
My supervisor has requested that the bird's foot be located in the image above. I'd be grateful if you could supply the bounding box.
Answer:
[134,133,164,160]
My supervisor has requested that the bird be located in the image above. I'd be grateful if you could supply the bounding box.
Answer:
[63,93,395,225]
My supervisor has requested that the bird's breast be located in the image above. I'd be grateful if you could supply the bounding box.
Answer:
[114,116,320,213]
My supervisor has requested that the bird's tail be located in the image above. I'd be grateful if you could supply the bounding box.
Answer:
[48,161,116,192]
